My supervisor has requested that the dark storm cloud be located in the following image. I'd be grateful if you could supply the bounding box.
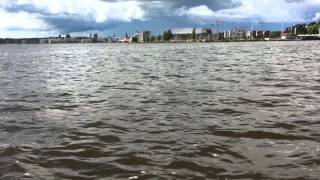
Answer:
[286,0,305,3]
[150,0,237,10]
[2,4,53,16]
[0,0,317,36]
[105,0,237,9]
[154,0,238,16]
[3,4,38,13]
[101,0,238,16]
[1,0,239,33]
[43,17,119,33]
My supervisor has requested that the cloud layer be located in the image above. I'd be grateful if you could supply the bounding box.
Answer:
[0,0,320,37]
[178,0,320,22]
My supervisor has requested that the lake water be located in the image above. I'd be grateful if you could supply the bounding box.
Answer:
[0,41,319,179]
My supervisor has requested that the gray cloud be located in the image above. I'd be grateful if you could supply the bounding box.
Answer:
[99,0,238,16]
[43,17,118,33]
[1,0,239,33]
[0,0,319,36]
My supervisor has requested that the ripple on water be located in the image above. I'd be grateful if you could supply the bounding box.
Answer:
[0,42,320,179]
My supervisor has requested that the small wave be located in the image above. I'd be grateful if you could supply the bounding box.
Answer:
[0,105,40,113]
[112,87,140,91]
[165,74,185,78]
[202,108,249,116]
[48,105,80,110]
[210,130,315,141]
[97,135,121,143]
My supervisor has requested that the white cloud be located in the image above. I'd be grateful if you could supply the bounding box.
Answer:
[313,12,320,21]
[0,9,49,31]
[0,0,320,37]
[0,0,146,37]
[177,0,320,23]
[177,5,215,17]
[0,0,145,23]
[0,9,58,38]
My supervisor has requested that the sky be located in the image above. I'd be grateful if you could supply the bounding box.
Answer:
[0,0,320,38]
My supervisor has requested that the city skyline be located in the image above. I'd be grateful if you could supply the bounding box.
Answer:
[1,0,320,38]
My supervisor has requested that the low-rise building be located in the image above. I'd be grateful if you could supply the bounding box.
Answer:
[39,39,49,44]
[171,28,202,41]
[224,28,246,40]
[224,30,231,39]
[246,31,257,40]
[93,34,98,42]
[281,32,294,40]
[255,31,270,39]
[198,27,213,41]
[81,38,93,43]
[139,31,151,43]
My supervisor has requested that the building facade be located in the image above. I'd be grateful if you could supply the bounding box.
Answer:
[139,31,151,43]
[171,28,209,41]
[224,28,246,40]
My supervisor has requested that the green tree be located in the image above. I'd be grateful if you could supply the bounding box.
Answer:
[309,21,317,26]
[167,30,172,40]
[157,35,162,41]
[132,37,138,43]
[163,31,168,41]
[192,28,196,40]
[270,31,281,38]
[307,24,320,34]
[295,24,308,35]
[151,36,156,42]
[163,30,172,41]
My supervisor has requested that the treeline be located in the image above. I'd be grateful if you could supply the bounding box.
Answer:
[290,21,320,34]
[0,38,40,44]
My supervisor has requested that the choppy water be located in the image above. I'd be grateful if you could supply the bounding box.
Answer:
[0,41,320,180]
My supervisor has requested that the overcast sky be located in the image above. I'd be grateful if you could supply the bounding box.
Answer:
[1,0,320,38]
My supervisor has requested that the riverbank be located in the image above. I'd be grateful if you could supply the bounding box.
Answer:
[1,38,313,45]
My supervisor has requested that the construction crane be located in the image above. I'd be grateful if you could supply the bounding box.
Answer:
[215,20,223,40]
[215,20,223,34]
[210,24,215,32]
[258,20,266,31]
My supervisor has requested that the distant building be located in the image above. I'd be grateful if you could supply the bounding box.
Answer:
[93,34,98,42]
[112,36,121,43]
[262,31,270,38]
[105,36,113,42]
[233,28,246,39]
[39,39,49,44]
[119,32,130,43]
[246,31,257,40]
[224,28,246,40]
[281,32,294,40]
[81,38,93,43]
[133,31,139,39]
[171,28,202,41]
[255,31,270,39]
[224,30,231,39]
[171,27,214,41]
[198,27,213,41]
[139,31,151,43]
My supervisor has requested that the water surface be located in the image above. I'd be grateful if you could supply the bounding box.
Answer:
[0,41,320,179]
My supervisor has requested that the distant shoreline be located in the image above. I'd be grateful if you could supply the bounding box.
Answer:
[0,39,315,45]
